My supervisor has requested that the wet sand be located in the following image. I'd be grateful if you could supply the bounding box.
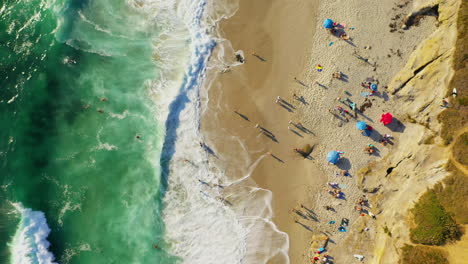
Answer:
[201,0,323,262]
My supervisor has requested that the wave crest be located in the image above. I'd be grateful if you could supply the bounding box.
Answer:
[10,203,57,264]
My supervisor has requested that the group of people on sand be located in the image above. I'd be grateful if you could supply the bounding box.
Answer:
[277,20,404,263]
[354,196,369,214]
[228,17,406,262]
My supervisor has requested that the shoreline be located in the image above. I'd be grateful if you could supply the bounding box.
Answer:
[202,0,321,262]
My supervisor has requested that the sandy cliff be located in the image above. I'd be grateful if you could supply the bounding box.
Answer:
[351,0,465,263]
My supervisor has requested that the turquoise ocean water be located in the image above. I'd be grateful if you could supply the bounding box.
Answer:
[0,0,290,263]
[0,0,184,263]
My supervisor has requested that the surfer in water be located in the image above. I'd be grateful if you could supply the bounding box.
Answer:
[64,57,77,65]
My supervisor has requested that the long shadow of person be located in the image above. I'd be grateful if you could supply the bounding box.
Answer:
[294,78,310,88]
[296,96,309,105]
[294,220,313,232]
[281,100,295,109]
[261,131,279,143]
[339,72,349,82]
[356,109,374,122]
[295,124,315,135]
[289,128,303,138]
[369,145,381,157]
[279,102,294,112]
[234,111,250,121]
[252,53,267,62]
[203,144,219,159]
[301,205,317,216]
[294,210,309,220]
[269,153,284,163]
[316,82,328,89]
[258,126,275,136]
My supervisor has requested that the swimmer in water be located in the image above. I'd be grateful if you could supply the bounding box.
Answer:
[64,57,77,65]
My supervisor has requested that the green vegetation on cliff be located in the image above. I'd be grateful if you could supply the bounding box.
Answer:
[434,164,468,224]
[400,244,449,264]
[452,132,468,166]
[410,190,461,245]
[402,1,467,263]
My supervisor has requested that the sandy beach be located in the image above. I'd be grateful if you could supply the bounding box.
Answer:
[202,0,464,262]
[202,0,322,262]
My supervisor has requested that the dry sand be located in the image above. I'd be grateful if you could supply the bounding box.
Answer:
[200,0,452,262]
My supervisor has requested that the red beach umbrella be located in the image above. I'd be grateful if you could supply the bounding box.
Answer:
[380,112,393,125]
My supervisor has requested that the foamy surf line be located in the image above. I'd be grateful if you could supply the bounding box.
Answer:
[159,0,249,262]
[9,203,57,264]
[159,0,289,263]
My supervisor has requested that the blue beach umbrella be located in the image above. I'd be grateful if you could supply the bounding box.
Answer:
[370,83,378,91]
[327,151,340,164]
[356,121,367,130]
[323,19,334,29]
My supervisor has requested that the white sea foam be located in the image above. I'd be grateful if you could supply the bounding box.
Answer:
[131,0,290,263]
[7,94,19,104]
[9,203,57,264]
[108,110,129,119]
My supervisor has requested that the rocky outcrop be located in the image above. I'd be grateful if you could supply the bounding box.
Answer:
[389,0,459,127]
[361,0,463,263]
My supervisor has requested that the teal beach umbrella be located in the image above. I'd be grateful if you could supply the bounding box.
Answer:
[323,19,334,29]
[327,151,340,164]
[356,121,367,130]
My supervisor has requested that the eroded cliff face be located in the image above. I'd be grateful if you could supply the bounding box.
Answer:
[354,0,463,263]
